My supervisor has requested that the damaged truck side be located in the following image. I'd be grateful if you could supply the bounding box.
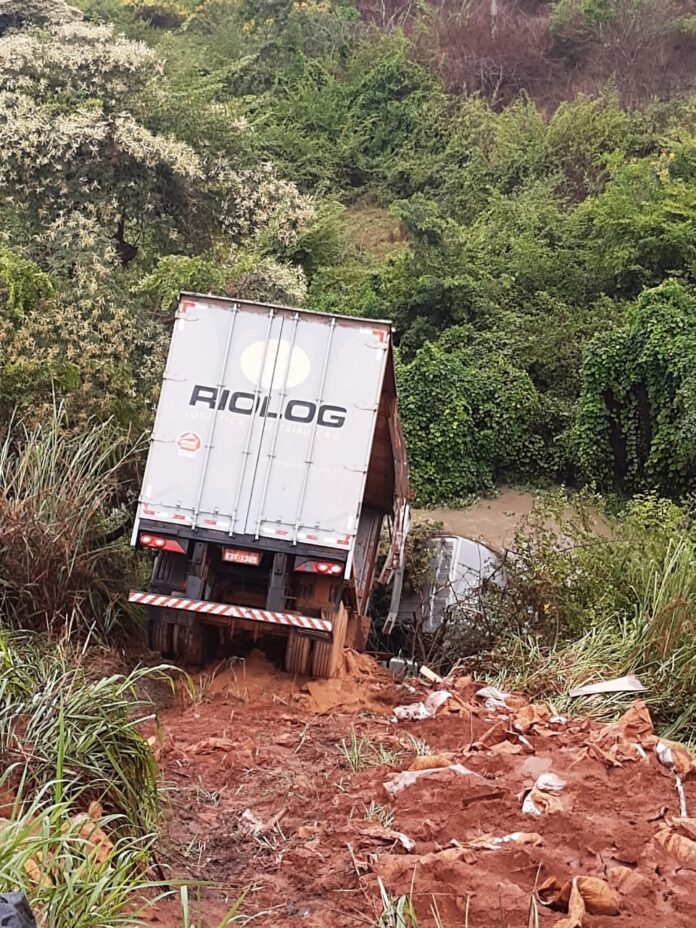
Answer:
[130,293,410,677]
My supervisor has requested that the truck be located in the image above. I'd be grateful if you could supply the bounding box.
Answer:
[390,534,505,634]
[129,293,410,677]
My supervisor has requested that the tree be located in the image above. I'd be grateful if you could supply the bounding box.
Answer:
[0,11,313,265]
[0,0,79,35]
[576,280,696,495]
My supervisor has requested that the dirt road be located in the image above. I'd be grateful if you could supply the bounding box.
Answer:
[150,652,696,927]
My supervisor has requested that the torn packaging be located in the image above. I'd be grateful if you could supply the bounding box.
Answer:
[654,818,696,869]
[383,764,482,799]
[583,700,655,767]
[538,875,620,917]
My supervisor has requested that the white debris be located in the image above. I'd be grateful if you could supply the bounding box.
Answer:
[568,674,645,698]
[475,686,511,710]
[383,763,481,798]
[657,741,688,818]
[656,741,674,768]
[392,690,453,722]
[240,809,264,836]
[536,773,566,792]
[519,773,566,817]
[469,831,541,850]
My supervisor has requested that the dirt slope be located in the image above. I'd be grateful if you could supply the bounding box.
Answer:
[149,652,696,927]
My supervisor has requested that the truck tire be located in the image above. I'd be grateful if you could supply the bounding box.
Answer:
[285,630,311,675]
[172,621,203,665]
[0,893,37,928]
[311,604,348,679]
[148,611,174,658]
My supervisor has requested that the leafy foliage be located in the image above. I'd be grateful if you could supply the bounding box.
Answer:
[481,492,696,741]
[577,281,696,494]
[1,0,695,510]
[0,408,141,638]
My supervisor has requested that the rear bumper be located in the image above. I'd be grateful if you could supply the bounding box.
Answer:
[128,591,332,633]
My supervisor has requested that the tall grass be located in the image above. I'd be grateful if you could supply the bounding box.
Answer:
[0,783,160,928]
[0,631,164,834]
[0,405,141,639]
[482,494,696,742]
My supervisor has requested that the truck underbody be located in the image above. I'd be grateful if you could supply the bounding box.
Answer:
[130,520,369,675]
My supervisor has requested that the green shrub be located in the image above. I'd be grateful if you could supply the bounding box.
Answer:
[0,407,141,639]
[482,492,696,741]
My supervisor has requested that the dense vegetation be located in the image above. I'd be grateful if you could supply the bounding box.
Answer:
[0,0,694,505]
[0,3,694,920]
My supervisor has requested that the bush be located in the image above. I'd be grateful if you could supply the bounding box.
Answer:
[397,331,541,504]
[576,280,696,495]
[478,492,696,741]
[0,633,163,835]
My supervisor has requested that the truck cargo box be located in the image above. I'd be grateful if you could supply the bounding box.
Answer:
[130,293,409,675]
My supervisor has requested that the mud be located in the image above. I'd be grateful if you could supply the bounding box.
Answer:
[413,486,610,550]
[149,656,696,927]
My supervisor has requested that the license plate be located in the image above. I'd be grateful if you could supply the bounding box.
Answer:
[222,548,261,566]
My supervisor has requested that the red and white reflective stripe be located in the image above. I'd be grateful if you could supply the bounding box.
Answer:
[128,591,332,632]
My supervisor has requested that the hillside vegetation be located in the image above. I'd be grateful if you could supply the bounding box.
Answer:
[1,0,695,506]
[0,3,694,921]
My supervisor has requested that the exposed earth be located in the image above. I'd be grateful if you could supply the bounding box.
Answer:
[413,487,611,551]
[146,650,696,928]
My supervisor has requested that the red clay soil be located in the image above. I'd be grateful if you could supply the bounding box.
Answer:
[147,651,696,928]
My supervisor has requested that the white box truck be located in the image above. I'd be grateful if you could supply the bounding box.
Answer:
[129,293,410,677]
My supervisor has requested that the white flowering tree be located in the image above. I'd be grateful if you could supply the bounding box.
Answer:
[0,7,314,265]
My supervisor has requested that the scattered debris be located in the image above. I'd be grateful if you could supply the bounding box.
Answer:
[189,736,236,754]
[656,738,696,779]
[520,772,566,816]
[582,700,654,767]
[419,665,443,685]
[361,825,415,852]
[150,655,696,928]
[513,702,552,733]
[383,763,482,798]
[538,875,620,917]
[386,657,418,677]
[392,690,452,722]
[408,754,452,771]
[468,831,542,850]
[475,685,511,710]
[657,741,689,817]
[654,817,696,869]
[568,674,645,698]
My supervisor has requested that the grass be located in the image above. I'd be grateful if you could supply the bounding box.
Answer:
[484,494,696,743]
[402,734,430,756]
[339,729,403,773]
[178,886,249,928]
[0,781,161,928]
[0,406,142,640]
[0,631,170,835]
[376,878,419,928]
[364,800,395,829]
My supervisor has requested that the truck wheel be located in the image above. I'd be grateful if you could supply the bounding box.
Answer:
[172,621,203,665]
[148,612,174,658]
[285,631,311,675]
[311,604,348,679]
